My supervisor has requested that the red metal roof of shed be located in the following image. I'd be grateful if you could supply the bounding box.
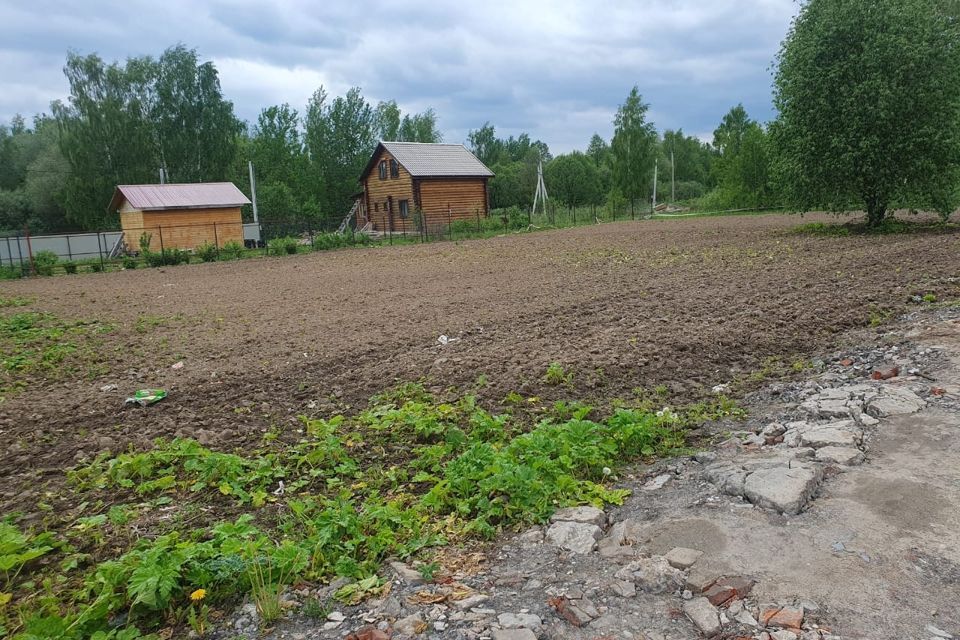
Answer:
[108,183,251,212]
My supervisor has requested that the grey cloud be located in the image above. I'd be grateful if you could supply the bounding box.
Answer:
[0,0,796,152]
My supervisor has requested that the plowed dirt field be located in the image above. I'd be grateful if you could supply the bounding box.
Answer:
[2,214,958,516]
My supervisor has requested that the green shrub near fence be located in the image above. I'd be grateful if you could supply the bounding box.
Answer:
[196,242,219,262]
[33,250,59,276]
[63,262,78,274]
[144,248,190,268]
[219,240,245,260]
[268,236,300,255]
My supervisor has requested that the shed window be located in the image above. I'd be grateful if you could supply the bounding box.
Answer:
[399,199,410,219]
[378,160,387,180]
[390,159,399,178]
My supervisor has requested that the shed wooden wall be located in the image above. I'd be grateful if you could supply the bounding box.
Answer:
[418,178,488,227]
[119,206,243,252]
[362,148,415,231]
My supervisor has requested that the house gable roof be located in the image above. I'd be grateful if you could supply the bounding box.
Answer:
[108,182,251,212]
[361,142,494,181]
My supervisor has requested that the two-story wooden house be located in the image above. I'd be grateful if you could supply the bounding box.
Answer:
[357,142,494,233]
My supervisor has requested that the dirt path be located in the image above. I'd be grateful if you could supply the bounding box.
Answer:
[253,308,960,640]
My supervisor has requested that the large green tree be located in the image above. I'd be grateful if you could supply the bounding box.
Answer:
[610,87,658,213]
[53,46,241,229]
[305,87,376,219]
[772,0,960,225]
[0,115,72,232]
[250,104,315,218]
[545,152,604,210]
[660,129,713,199]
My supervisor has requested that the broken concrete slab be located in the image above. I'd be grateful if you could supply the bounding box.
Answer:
[703,462,749,496]
[796,421,863,449]
[389,560,425,585]
[545,521,602,554]
[550,505,606,527]
[665,547,703,570]
[742,464,823,515]
[643,473,673,490]
[815,446,865,466]
[685,566,719,594]
[614,556,684,594]
[598,518,644,558]
[609,579,636,597]
[683,597,722,638]
[492,629,537,640]
[497,612,542,629]
[866,386,925,417]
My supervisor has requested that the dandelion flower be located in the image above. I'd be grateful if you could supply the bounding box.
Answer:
[190,589,207,602]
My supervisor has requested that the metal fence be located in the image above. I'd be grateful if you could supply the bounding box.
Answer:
[0,205,659,277]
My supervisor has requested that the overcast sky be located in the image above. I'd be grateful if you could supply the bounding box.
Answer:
[0,0,798,153]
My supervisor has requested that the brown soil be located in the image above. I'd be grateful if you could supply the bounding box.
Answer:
[1,214,958,518]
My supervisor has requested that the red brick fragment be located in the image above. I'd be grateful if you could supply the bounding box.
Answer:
[714,575,755,600]
[931,387,946,396]
[764,605,804,630]
[871,366,900,380]
[839,358,853,366]
[703,583,737,606]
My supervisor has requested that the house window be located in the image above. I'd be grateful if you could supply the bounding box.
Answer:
[390,159,399,178]
[399,199,409,219]
[378,160,387,180]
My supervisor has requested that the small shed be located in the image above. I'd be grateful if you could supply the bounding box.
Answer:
[108,183,251,252]
[357,142,494,233]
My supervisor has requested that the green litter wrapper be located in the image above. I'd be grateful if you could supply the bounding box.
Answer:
[125,389,168,406]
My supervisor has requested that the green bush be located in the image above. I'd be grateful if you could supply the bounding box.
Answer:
[312,233,370,251]
[220,240,246,260]
[268,236,300,255]
[0,265,25,280]
[85,259,104,273]
[143,249,189,268]
[33,250,59,276]
[195,241,219,262]
[311,233,352,251]
[122,256,138,270]
[493,206,529,230]
[63,262,78,274]
[144,251,164,268]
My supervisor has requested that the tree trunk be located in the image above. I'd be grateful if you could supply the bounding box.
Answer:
[865,195,887,228]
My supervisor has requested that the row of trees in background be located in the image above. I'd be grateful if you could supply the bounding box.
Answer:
[477,91,774,217]
[0,44,798,235]
[3,0,959,234]
[0,45,440,233]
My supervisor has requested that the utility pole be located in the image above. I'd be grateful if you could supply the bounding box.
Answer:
[248,161,259,223]
[671,150,675,203]
[159,167,166,184]
[531,158,549,222]
[652,158,658,214]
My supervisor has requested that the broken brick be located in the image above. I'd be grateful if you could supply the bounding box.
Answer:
[347,628,391,640]
[703,583,737,606]
[839,358,854,366]
[761,605,804,630]
[714,576,755,600]
[871,366,900,380]
[931,387,946,396]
